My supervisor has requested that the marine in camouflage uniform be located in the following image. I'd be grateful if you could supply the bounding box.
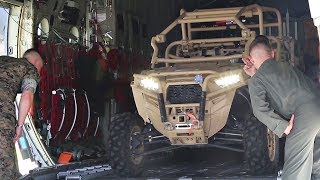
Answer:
[0,55,40,180]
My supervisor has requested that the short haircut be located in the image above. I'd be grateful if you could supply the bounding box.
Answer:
[249,35,272,53]
[23,48,39,58]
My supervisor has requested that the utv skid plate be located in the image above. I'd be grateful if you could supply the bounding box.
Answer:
[133,124,246,159]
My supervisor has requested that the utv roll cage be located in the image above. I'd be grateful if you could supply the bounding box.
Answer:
[150,4,283,68]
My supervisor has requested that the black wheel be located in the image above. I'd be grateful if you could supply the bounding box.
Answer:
[108,112,144,177]
[243,112,281,175]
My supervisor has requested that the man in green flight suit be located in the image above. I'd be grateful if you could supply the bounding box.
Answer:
[0,49,43,180]
[243,35,320,180]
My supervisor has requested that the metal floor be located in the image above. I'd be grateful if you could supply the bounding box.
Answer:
[23,148,278,180]
[137,148,276,179]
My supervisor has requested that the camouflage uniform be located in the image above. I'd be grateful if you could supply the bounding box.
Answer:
[0,56,40,180]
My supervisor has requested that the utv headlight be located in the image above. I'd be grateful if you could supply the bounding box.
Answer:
[140,78,160,91]
[215,74,240,87]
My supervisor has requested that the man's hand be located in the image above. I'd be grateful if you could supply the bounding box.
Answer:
[15,91,33,142]
[242,57,257,77]
[284,114,294,136]
[243,65,257,77]
[13,126,23,142]
[242,56,253,66]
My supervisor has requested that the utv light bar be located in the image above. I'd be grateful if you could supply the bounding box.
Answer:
[140,77,160,91]
[215,74,240,87]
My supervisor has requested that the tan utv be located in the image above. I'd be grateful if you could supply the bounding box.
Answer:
[108,4,303,177]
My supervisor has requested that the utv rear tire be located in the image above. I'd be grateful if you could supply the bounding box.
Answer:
[243,113,280,175]
[109,112,144,177]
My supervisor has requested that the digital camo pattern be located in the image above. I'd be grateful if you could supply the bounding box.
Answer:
[0,121,19,180]
[0,56,40,179]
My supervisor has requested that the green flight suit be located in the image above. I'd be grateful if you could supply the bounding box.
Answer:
[248,59,320,180]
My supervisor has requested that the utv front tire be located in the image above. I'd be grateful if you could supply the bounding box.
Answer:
[109,113,144,177]
[243,113,281,175]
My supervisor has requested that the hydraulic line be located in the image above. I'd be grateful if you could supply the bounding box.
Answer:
[65,89,78,140]
[82,91,91,137]
[52,88,66,140]
[94,116,100,137]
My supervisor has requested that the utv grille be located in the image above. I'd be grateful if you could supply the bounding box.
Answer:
[167,84,202,104]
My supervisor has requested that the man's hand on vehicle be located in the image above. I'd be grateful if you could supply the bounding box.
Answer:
[284,114,294,136]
